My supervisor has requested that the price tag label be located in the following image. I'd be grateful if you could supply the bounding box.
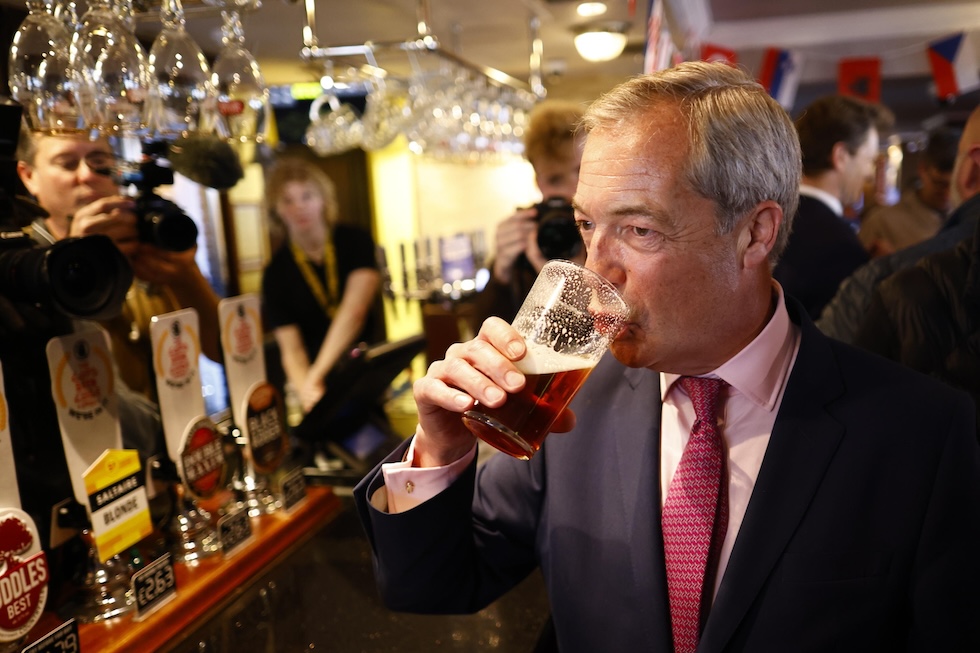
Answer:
[279,468,307,512]
[217,508,253,558]
[20,619,77,653]
[132,553,177,621]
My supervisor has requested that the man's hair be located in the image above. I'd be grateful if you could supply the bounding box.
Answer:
[796,95,894,176]
[922,126,960,172]
[581,61,802,263]
[265,157,339,226]
[524,100,584,167]
[15,121,37,165]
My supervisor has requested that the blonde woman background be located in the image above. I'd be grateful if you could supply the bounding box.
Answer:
[261,158,381,414]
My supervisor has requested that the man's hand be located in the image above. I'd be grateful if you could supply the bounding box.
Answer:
[68,195,139,258]
[410,317,573,467]
[298,377,325,414]
[492,208,545,283]
[129,244,199,286]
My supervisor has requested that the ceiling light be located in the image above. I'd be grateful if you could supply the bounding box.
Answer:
[577,2,608,17]
[574,24,628,63]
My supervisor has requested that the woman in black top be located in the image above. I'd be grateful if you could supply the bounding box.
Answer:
[261,158,381,414]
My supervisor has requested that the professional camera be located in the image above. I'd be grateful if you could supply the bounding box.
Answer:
[116,140,200,252]
[0,100,132,320]
[0,230,132,320]
[533,196,582,261]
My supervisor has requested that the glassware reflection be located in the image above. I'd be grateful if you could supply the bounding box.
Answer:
[8,0,83,133]
[211,9,268,164]
[145,0,215,138]
[304,91,363,156]
[69,0,150,135]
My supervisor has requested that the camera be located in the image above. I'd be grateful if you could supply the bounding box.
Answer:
[116,140,200,252]
[533,196,582,261]
[0,99,132,321]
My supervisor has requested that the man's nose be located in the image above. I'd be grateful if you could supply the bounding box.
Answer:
[584,229,625,287]
[78,160,104,181]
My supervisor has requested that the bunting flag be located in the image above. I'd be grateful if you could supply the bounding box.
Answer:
[644,0,672,73]
[927,32,980,100]
[838,57,881,102]
[758,48,802,110]
[701,43,737,66]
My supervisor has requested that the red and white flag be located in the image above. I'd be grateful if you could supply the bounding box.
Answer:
[701,43,737,66]
[927,32,980,100]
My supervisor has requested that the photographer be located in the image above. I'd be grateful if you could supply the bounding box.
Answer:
[16,129,222,401]
[470,100,586,330]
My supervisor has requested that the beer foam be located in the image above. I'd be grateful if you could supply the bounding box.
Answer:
[515,342,593,375]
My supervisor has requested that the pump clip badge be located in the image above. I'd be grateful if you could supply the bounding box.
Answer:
[179,418,227,501]
[0,509,48,643]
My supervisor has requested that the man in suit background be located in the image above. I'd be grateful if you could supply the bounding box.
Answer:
[818,107,980,344]
[774,95,893,319]
[355,62,980,652]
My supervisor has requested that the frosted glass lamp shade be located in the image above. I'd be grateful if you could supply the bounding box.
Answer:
[574,29,627,62]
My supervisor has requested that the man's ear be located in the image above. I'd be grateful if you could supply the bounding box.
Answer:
[737,201,782,269]
[16,160,38,197]
[959,144,980,201]
[831,141,850,172]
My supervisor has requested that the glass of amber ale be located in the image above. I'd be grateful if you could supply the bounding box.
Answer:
[462,260,629,459]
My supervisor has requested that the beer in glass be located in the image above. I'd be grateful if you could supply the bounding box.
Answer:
[462,260,629,459]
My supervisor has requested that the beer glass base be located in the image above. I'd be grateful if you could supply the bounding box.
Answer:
[462,411,537,460]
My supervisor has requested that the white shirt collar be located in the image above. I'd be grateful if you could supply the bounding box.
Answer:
[799,184,843,217]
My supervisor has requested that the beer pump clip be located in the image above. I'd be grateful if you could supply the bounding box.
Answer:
[45,326,153,564]
[218,295,289,480]
[0,360,50,645]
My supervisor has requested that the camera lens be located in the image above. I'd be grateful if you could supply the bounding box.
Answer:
[0,234,133,320]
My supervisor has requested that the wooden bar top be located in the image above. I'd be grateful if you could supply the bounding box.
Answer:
[25,484,342,653]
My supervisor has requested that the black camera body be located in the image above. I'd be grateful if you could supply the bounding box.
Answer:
[533,196,582,261]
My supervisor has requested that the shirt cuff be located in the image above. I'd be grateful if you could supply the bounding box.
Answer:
[381,438,478,513]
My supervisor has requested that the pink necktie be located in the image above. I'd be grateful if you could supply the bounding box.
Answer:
[663,376,729,653]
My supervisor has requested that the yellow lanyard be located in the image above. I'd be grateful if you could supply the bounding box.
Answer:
[290,235,339,318]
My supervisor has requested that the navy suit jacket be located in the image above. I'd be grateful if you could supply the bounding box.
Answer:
[774,195,869,320]
[355,304,980,652]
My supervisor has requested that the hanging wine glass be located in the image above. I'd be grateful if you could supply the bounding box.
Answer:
[7,0,83,133]
[211,9,268,164]
[69,0,150,136]
[145,0,215,138]
[51,0,78,32]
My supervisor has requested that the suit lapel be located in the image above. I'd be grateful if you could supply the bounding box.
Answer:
[607,361,674,649]
[700,313,847,652]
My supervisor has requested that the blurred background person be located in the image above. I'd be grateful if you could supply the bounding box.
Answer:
[470,100,586,330]
[859,126,959,257]
[16,129,221,403]
[774,94,894,319]
[854,217,980,439]
[261,157,381,415]
[818,106,980,344]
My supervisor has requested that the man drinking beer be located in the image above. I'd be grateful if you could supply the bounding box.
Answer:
[353,62,980,652]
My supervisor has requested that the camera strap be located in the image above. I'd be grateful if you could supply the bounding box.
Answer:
[290,235,339,319]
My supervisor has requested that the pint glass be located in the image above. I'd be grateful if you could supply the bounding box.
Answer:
[462,260,630,459]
